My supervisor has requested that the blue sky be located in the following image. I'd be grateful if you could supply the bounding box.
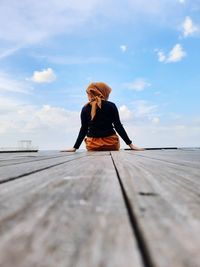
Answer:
[0,0,200,149]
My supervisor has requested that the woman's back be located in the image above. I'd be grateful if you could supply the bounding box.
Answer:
[61,81,144,151]
[83,100,116,138]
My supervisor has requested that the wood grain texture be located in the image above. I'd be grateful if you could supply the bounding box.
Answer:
[0,152,143,267]
[0,151,89,166]
[0,152,68,167]
[130,149,200,169]
[0,152,94,183]
[111,150,200,267]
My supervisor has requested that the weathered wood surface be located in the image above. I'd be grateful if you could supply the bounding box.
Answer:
[0,149,200,267]
[131,149,200,169]
[111,150,200,267]
[0,152,92,183]
[0,151,143,267]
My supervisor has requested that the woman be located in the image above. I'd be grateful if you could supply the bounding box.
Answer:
[62,82,144,152]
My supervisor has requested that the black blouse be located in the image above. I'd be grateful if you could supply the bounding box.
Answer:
[73,100,132,149]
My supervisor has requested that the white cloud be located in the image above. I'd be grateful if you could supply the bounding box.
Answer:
[0,72,31,93]
[30,68,56,83]
[167,44,186,62]
[0,95,199,149]
[24,105,79,131]
[0,97,80,149]
[0,96,21,115]
[156,44,186,63]
[0,0,189,48]
[119,105,133,121]
[151,117,160,124]
[133,100,158,118]
[157,51,166,62]
[0,96,27,134]
[124,123,200,148]
[119,101,159,123]
[124,78,151,91]
[120,45,127,52]
[0,0,102,44]
[0,45,22,59]
[182,16,199,37]
[179,0,185,3]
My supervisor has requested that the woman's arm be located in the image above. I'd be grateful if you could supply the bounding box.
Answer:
[112,104,144,150]
[128,143,145,151]
[112,104,132,144]
[61,107,88,152]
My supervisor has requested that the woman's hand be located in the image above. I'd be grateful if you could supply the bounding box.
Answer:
[60,148,76,152]
[129,143,145,151]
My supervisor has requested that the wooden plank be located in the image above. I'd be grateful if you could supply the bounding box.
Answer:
[0,152,143,267]
[0,150,80,164]
[0,151,111,167]
[0,151,88,161]
[125,147,178,150]
[126,150,200,169]
[0,152,93,183]
[0,152,77,167]
[111,150,200,267]
[0,150,38,153]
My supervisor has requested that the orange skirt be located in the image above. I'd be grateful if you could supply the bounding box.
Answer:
[85,134,120,151]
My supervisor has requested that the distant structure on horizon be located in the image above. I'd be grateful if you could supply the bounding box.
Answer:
[0,140,39,153]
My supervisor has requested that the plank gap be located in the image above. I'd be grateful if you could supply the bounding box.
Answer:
[127,152,200,169]
[111,153,156,267]
[0,154,73,168]
[0,155,88,185]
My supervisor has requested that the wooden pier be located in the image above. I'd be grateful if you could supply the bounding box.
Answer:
[0,149,200,267]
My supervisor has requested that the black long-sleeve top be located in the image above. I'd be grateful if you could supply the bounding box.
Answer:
[73,100,132,149]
